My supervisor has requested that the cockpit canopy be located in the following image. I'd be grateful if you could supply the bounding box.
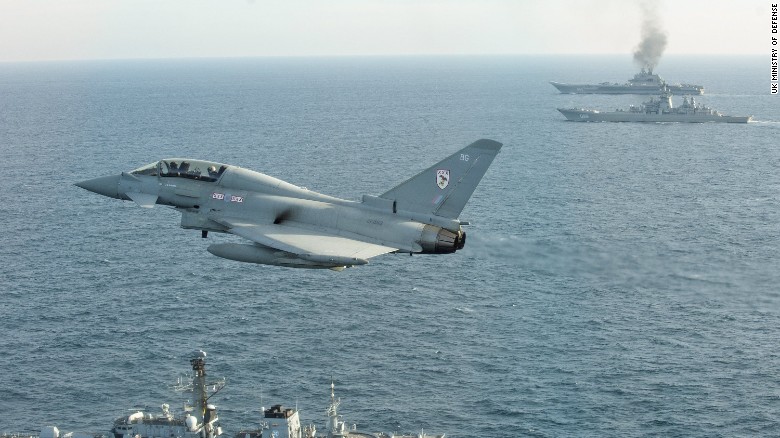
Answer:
[131,159,228,183]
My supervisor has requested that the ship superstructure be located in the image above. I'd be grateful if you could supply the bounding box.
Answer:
[235,404,313,438]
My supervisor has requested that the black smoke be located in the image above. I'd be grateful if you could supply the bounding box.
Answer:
[633,1,667,72]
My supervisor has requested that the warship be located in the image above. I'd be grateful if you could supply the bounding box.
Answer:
[558,88,751,123]
[4,352,443,438]
[550,67,704,95]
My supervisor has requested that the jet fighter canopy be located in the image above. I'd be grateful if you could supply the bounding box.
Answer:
[131,159,229,182]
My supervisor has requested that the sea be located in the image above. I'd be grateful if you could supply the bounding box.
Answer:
[1,55,778,437]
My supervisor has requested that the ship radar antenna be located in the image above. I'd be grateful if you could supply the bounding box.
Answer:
[327,376,341,418]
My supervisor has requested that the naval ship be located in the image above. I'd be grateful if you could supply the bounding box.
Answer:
[550,67,704,95]
[4,351,443,438]
[558,88,751,123]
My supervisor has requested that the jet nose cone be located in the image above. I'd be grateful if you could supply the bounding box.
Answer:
[75,174,121,199]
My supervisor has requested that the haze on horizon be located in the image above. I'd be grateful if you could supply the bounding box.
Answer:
[0,0,768,63]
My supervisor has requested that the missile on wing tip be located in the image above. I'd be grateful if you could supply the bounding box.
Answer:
[207,243,364,270]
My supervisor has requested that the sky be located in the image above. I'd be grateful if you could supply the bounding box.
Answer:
[0,0,769,62]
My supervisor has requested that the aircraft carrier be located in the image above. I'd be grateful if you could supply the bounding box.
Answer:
[3,351,444,438]
[550,67,704,95]
[558,88,751,123]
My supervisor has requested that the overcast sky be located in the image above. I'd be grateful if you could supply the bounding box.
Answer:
[0,0,768,62]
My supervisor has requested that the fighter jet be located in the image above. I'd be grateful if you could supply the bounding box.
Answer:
[76,139,501,270]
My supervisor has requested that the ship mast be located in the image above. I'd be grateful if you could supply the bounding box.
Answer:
[175,350,225,438]
[190,350,208,429]
[326,378,345,436]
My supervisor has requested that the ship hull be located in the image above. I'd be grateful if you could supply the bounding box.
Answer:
[558,108,751,123]
[550,82,704,95]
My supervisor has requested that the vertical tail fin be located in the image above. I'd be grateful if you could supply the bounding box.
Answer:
[379,139,502,219]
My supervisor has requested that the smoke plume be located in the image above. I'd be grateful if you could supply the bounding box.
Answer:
[633,1,667,72]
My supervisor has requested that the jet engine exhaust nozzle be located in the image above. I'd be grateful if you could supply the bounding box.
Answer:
[419,225,465,254]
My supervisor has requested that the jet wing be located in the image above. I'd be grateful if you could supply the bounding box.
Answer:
[216,218,399,262]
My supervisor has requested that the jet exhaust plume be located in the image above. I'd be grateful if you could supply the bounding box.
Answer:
[633,1,667,72]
